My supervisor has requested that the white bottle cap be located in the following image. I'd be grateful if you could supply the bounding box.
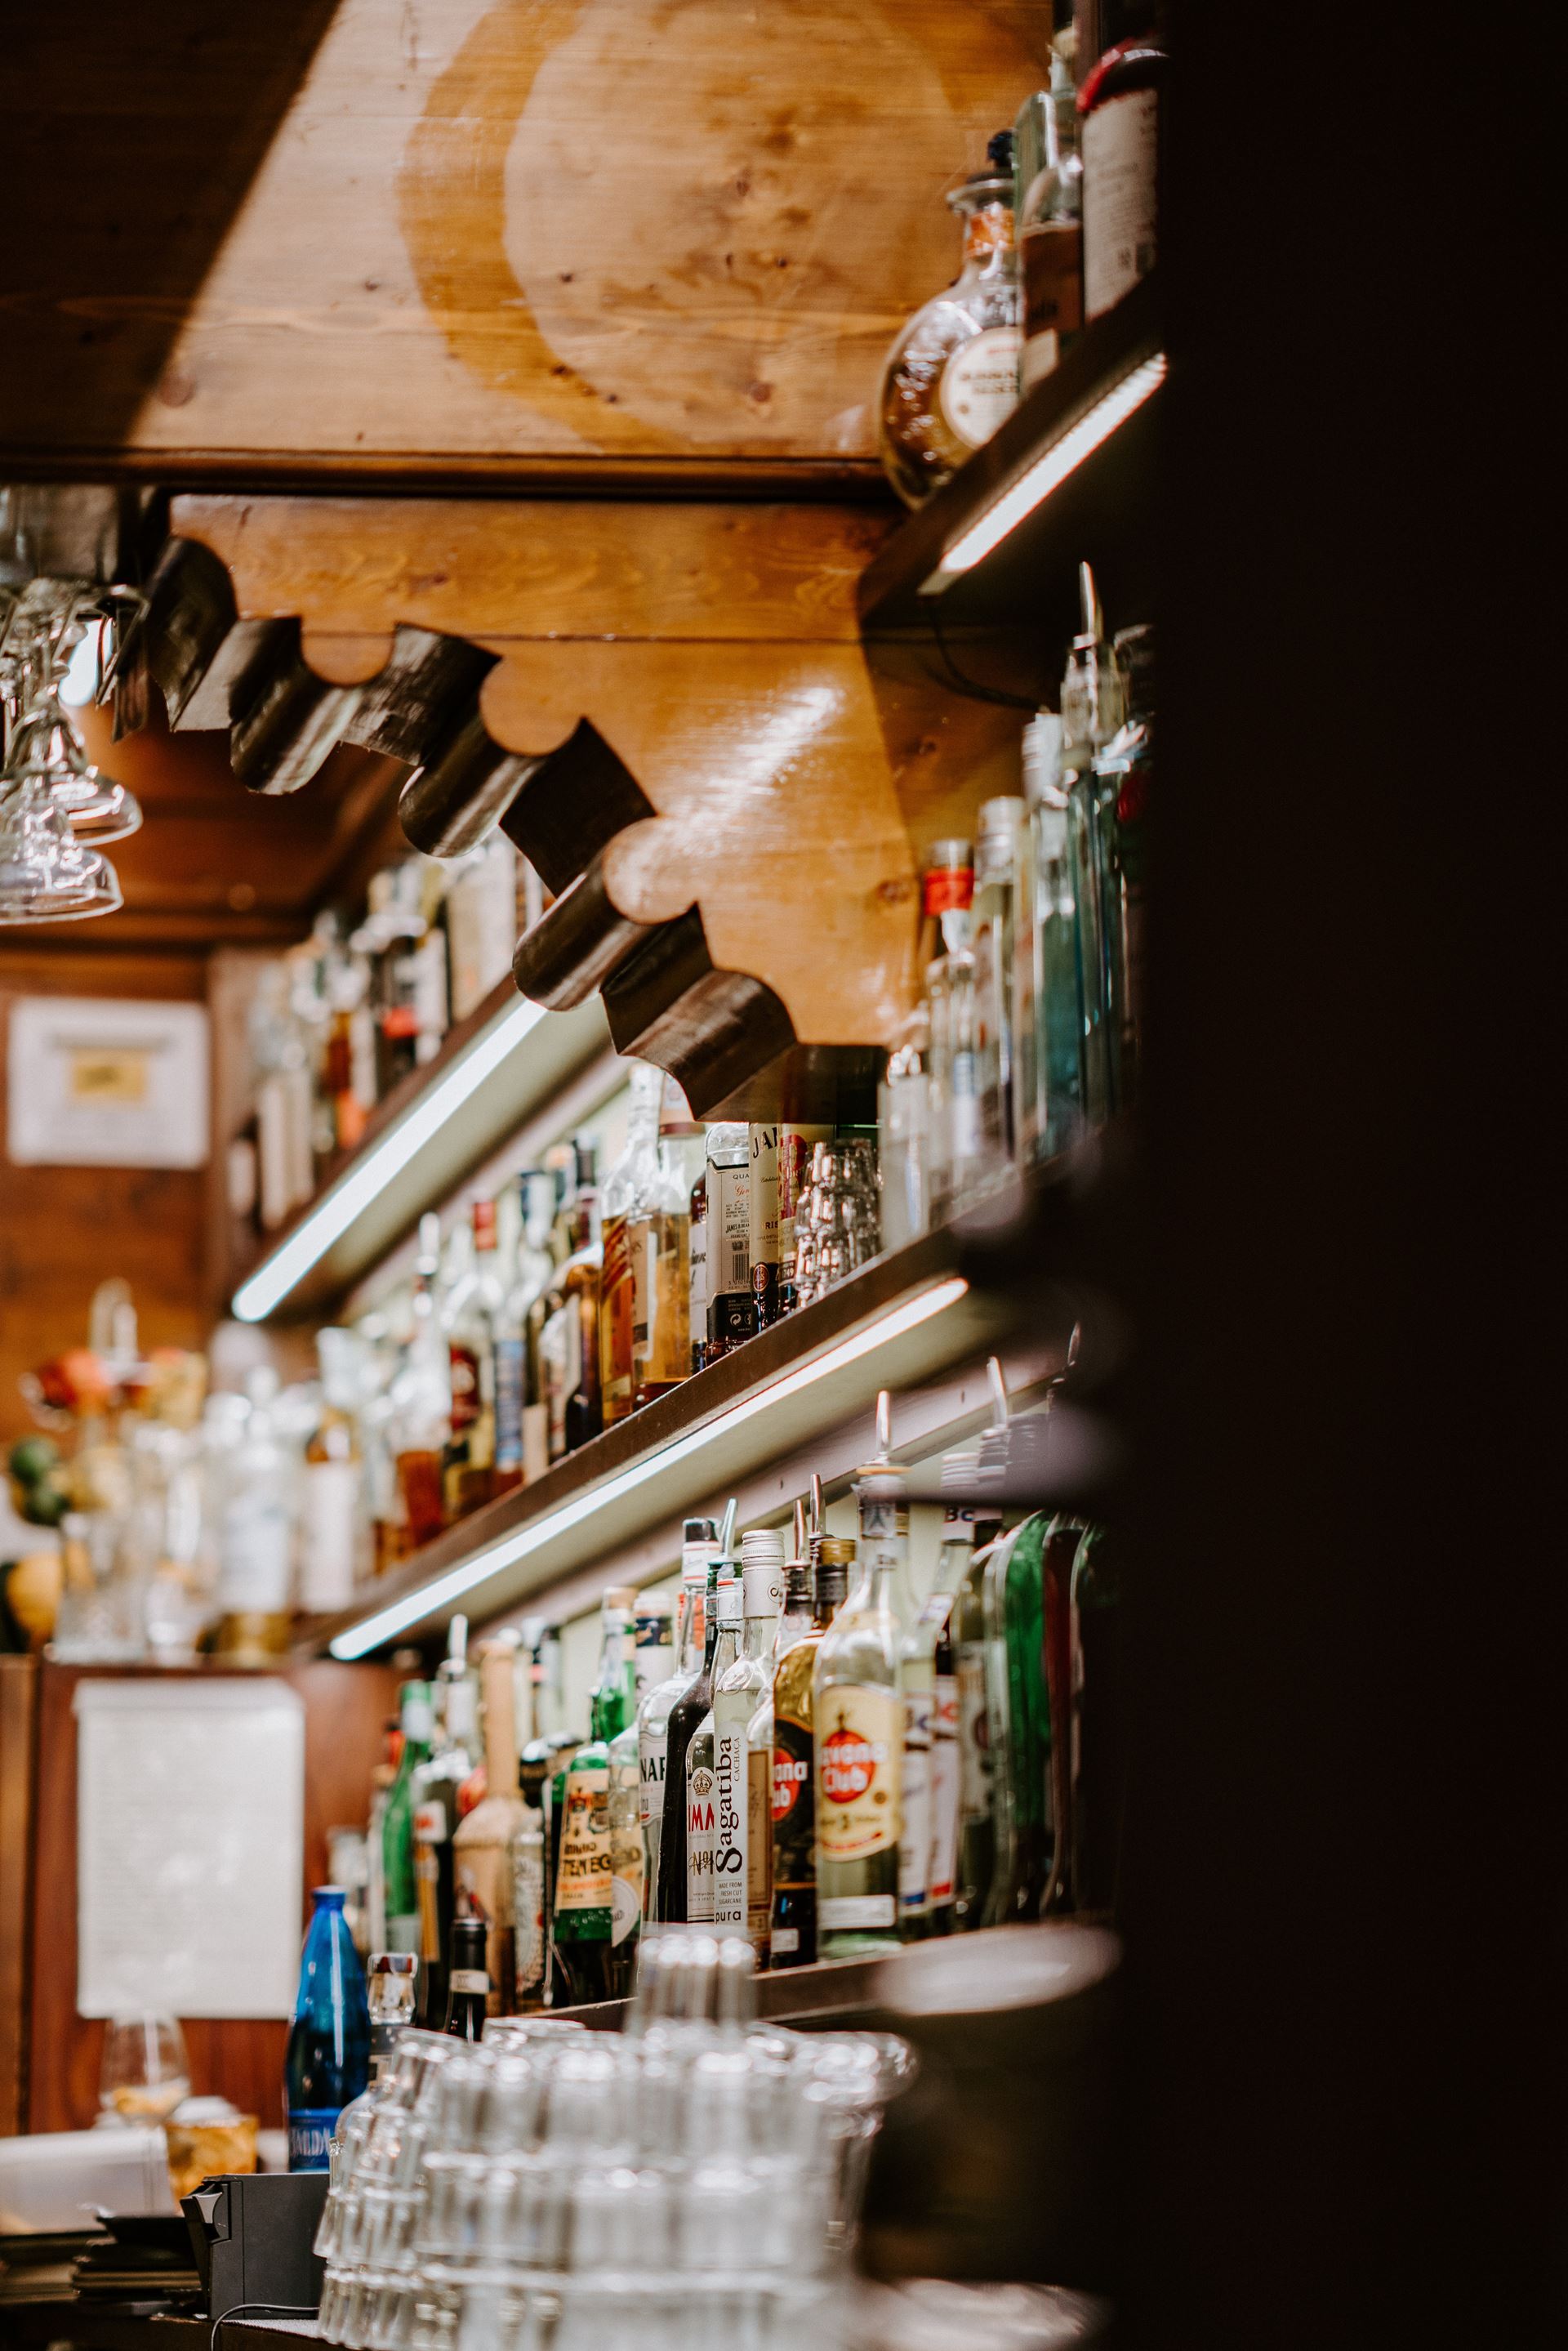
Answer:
[740,1528,786,1619]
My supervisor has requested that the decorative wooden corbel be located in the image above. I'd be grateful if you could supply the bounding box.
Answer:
[136,491,1025,1109]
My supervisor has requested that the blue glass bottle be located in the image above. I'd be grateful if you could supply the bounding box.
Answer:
[284,1886,369,2171]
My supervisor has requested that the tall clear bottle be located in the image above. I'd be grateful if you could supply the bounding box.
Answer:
[684,1565,744,1925]
[541,1186,603,1461]
[971,795,1026,1184]
[814,1412,915,1956]
[301,1327,366,1613]
[926,914,983,1220]
[443,1198,504,1519]
[1016,712,1085,1163]
[1061,564,1128,1128]
[898,1463,982,1940]
[409,1617,479,2025]
[714,1527,784,1962]
[655,1508,736,1921]
[599,1064,664,1426]
[953,1372,1011,1929]
[381,1679,434,1959]
[392,1214,450,1550]
[497,1171,559,1488]
[637,1520,717,1916]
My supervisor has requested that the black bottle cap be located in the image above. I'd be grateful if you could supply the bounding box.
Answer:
[987,129,1016,172]
[451,1917,487,1969]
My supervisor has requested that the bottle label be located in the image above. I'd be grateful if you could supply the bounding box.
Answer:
[555,1763,612,1913]
[448,1968,488,1995]
[939,325,1022,448]
[1083,87,1159,321]
[630,1214,688,1385]
[686,1761,716,1921]
[493,1335,524,1473]
[938,1505,975,1543]
[956,1642,992,1822]
[817,1688,902,1860]
[819,1894,896,1931]
[773,1730,810,1823]
[300,1460,358,1613]
[448,1342,481,1436]
[412,1800,448,1845]
[746,1747,773,1946]
[929,1673,960,1905]
[610,1870,640,1947]
[639,1729,666,1828]
[512,1829,545,1993]
[770,1925,800,1956]
[711,1159,751,1296]
[1021,218,1083,386]
[600,1212,634,1408]
[711,1723,748,1927]
[287,2109,341,2171]
[688,1212,708,1348]
[899,1689,933,1912]
[220,1500,292,1613]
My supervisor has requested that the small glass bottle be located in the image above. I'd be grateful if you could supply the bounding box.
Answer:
[879,132,1023,506]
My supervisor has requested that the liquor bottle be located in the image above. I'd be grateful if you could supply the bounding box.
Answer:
[1096,623,1156,1112]
[410,1617,479,2026]
[916,838,975,982]
[898,1479,979,1940]
[214,1367,295,1662]
[702,1125,755,1363]
[772,1519,852,1969]
[983,1515,1053,1925]
[953,1367,1011,1929]
[639,1521,717,1916]
[372,866,427,1097]
[284,1887,369,2170]
[879,132,1022,507]
[445,832,518,1021]
[747,1125,781,1329]
[684,1566,743,1924]
[656,1505,737,1921]
[971,795,1026,1178]
[551,1590,637,2005]
[1016,712,1085,1164]
[1070,1520,1124,1914]
[452,1639,526,2014]
[687,1158,708,1376]
[599,1063,664,1426]
[1014,56,1083,391]
[925,913,982,1221]
[496,1171,558,1490]
[879,1010,931,1251]
[776,1124,831,1318]
[381,1679,434,1961]
[814,1413,915,1956]
[604,1592,645,1994]
[631,1590,673,1702]
[327,1951,417,2183]
[1062,565,1129,1128]
[392,1214,450,1550]
[441,1199,502,1519]
[1041,1510,1087,1912]
[509,1800,546,2013]
[1079,0,1165,324]
[541,1187,603,1462]
[301,1328,366,1613]
[443,1916,488,2041]
[713,1527,784,1961]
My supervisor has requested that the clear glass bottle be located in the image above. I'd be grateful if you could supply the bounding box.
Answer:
[814,1427,914,1958]
[497,1171,559,1489]
[391,1214,450,1550]
[300,1329,365,1614]
[714,1527,784,1963]
[637,1522,717,1917]
[541,1188,603,1461]
[684,1567,743,1925]
[878,1010,931,1251]
[603,1584,647,1994]
[898,1471,978,1940]
[1016,712,1085,1163]
[599,1063,664,1427]
[215,1367,295,1659]
[452,1639,525,2014]
[971,794,1026,1181]
[442,1198,503,1520]
[1014,56,1083,391]
[632,1091,692,1409]
[879,132,1023,506]
[657,1546,732,1922]
[1062,564,1128,1129]
[925,912,982,1220]
[409,1617,479,2026]
[772,1529,852,1969]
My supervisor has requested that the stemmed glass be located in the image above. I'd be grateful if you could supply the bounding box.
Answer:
[99,2012,191,2124]
[0,592,134,923]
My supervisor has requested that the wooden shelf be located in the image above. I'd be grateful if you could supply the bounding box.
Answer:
[229,981,612,1323]
[857,277,1165,674]
[301,1158,1089,1658]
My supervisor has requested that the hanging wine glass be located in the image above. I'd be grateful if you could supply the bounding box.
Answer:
[0,779,122,925]
[6,681,142,844]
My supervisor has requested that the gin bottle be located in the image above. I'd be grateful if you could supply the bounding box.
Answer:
[684,1566,742,1924]
[638,1523,716,1915]
[713,1527,784,1961]
[879,133,1022,506]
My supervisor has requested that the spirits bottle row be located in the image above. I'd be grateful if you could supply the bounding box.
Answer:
[879,1,1167,505]
[364,1372,1123,2036]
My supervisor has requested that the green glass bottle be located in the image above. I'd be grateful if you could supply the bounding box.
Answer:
[381,1680,434,1961]
[550,1591,636,2007]
[982,1513,1053,1926]
[1070,1521,1125,1916]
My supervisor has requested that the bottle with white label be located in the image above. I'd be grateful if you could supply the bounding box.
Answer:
[714,1528,785,1961]
[301,1328,367,1613]
[638,1524,717,1917]
[684,1568,743,1924]
[702,1124,755,1363]
[550,1590,635,2005]
[813,1434,915,1956]
[1078,2,1165,324]
[878,129,1022,508]
[215,1367,296,1660]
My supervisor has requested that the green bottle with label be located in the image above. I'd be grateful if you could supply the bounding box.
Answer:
[550,1592,636,2007]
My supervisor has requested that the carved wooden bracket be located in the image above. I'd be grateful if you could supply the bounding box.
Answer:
[135,493,1024,1109]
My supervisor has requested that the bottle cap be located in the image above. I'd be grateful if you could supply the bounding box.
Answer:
[740,1528,785,1618]
[1022,712,1064,807]
[604,1584,640,1611]
[681,1537,719,1586]
[715,1575,744,1624]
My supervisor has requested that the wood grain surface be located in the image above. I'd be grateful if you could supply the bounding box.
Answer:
[0,0,1054,480]
[24,1657,397,2136]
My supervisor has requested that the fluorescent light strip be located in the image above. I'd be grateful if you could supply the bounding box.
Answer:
[922,351,1169,591]
[329,1274,971,1657]
[231,997,550,1323]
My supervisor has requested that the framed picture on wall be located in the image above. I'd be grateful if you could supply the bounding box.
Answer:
[6,997,210,1169]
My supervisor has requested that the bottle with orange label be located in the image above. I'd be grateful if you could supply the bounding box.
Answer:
[771,1521,853,1969]
[813,1401,916,1957]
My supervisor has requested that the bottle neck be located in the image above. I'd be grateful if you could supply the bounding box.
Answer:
[710,1617,742,1684]
[742,1613,774,1664]
[677,1581,704,1673]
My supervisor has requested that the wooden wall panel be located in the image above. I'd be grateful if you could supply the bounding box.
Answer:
[0,1657,37,2136]
[24,1658,397,2137]
[0,949,212,1457]
[1,0,1055,482]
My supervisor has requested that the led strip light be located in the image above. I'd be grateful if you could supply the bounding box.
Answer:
[328,1274,971,1657]
[921,351,1169,592]
[231,997,550,1323]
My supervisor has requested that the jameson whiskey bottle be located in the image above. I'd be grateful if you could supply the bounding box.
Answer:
[878,132,1022,507]
[814,1434,915,1957]
[772,1530,852,1968]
